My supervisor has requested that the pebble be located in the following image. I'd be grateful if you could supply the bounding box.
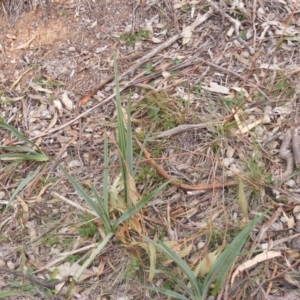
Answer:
[68,47,76,52]
[241,50,250,58]
[0,191,5,200]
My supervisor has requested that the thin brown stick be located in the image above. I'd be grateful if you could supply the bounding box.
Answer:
[0,267,65,289]
[292,126,300,168]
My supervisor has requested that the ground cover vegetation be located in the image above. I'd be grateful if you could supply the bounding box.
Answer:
[1,0,300,299]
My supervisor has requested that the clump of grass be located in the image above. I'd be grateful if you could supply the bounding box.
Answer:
[1,0,38,23]
[59,53,169,282]
[144,214,264,300]
[133,90,187,131]
[0,121,48,210]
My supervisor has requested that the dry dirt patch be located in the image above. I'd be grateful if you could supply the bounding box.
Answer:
[0,0,132,93]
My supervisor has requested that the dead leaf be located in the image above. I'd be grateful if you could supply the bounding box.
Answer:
[152,37,163,43]
[129,217,142,234]
[49,262,97,283]
[53,100,63,115]
[202,82,230,94]
[231,251,282,284]
[194,250,220,278]
[16,195,29,212]
[115,224,130,244]
[61,91,73,110]
[178,244,193,259]
[127,173,140,205]
[13,35,36,50]
[282,211,295,229]
[148,243,156,283]
[237,119,263,134]
[30,82,53,94]
[90,20,97,28]
[6,34,16,39]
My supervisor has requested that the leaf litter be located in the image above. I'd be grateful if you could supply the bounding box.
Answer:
[1,0,300,299]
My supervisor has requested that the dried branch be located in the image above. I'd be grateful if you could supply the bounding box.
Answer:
[278,129,294,181]
[292,126,300,169]
[0,267,65,289]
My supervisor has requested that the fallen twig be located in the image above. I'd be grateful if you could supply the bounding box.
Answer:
[292,126,300,169]
[0,267,65,289]
[278,129,294,182]
[150,121,223,139]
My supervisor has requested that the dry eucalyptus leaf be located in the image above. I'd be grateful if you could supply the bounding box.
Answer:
[6,34,16,39]
[61,91,73,110]
[68,160,82,168]
[152,37,163,43]
[155,22,166,28]
[181,26,192,45]
[293,206,300,220]
[49,262,97,283]
[47,112,58,130]
[162,71,171,78]
[53,99,63,114]
[90,20,97,28]
[0,191,6,200]
[181,12,209,44]
[202,82,230,94]
[30,82,53,94]
[231,251,282,284]
[146,23,154,35]
[0,260,6,268]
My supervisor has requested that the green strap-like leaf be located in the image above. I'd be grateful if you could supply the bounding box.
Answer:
[113,181,170,230]
[147,287,191,300]
[144,236,202,299]
[5,164,44,211]
[0,121,44,154]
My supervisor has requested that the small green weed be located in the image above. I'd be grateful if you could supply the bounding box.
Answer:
[120,30,150,47]
[78,215,98,238]
[34,76,65,88]
[67,254,82,265]
[78,223,97,238]
[221,91,245,109]
[5,272,54,298]
[143,62,154,75]
[138,90,185,130]
[125,256,142,279]
[239,30,247,40]
[246,143,268,184]
[0,121,48,210]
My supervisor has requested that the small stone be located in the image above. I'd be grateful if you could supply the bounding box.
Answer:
[68,46,76,52]
[197,242,205,250]
[241,50,250,58]
[0,191,5,200]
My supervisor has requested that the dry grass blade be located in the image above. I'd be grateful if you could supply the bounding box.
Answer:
[238,178,249,220]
